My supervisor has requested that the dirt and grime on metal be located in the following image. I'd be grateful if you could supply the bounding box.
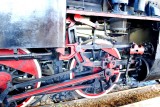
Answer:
[31,84,160,107]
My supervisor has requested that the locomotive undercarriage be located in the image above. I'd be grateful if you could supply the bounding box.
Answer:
[0,0,160,107]
[0,17,159,107]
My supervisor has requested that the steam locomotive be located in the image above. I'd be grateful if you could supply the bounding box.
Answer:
[0,0,160,106]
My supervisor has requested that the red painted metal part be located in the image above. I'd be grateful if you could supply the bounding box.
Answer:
[46,85,91,94]
[66,17,76,28]
[57,43,85,62]
[82,55,94,67]
[66,14,97,28]
[107,61,116,69]
[67,9,160,22]
[0,49,38,76]
[7,73,100,102]
[65,32,70,44]
[102,48,120,59]
[0,72,11,90]
[56,44,78,60]
[74,14,97,28]
[130,44,145,55]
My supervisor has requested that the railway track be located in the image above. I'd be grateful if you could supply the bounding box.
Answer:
[29,82,160,107]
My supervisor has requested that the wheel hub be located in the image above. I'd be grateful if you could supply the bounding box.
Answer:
[0,72,12,90]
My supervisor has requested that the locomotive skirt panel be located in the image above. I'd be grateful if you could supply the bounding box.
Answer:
[0,0,66,48]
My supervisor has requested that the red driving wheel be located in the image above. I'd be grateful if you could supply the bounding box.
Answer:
[69,48,121,98]
[0,49,41,107]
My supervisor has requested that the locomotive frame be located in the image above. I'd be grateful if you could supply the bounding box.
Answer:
[0,0,160,107]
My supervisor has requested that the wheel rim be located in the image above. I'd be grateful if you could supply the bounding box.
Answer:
[69,48,121,98]
[0,49,41,107]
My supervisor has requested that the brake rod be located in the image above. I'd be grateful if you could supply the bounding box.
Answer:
[7,73,101,102]
[14,70,72,89]
[46,85,91,94]
[0,52,52,60]
[76,44,131,50]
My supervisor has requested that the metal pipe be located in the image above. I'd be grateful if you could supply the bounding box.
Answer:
[0,52,52,60]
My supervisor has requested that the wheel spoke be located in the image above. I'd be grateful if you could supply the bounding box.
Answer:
[0,49,42,107]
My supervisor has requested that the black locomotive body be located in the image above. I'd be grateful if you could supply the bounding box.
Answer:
[0,0,66,48]
[0,0,160,107]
